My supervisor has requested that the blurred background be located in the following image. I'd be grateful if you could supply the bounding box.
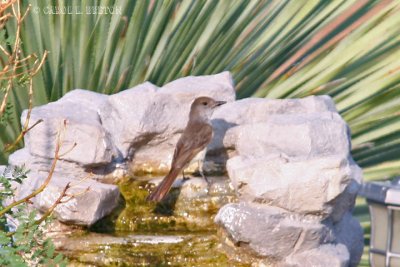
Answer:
[0,1,399,265]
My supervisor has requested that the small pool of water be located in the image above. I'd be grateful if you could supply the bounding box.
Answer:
[57,230,248,266]
[55,176,247,266]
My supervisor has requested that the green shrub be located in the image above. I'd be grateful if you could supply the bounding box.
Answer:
[0,1,67,265]
[0,166,67,266]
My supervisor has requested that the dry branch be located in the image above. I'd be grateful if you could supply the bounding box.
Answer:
[0,0,48,152]
[0,120,66,217]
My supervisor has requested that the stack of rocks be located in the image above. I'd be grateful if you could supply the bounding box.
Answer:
[7,90,120,226]
[213,97,364,266]
[7,72,236,226]
[4,71,364,266]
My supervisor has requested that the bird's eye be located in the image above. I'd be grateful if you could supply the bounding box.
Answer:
[202,102,208,106]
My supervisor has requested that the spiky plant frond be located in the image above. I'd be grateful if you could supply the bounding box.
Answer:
[0,0,398,182]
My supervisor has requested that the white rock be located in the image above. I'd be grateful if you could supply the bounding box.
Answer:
[333,212,364,267]
[7,148,121,226]
[8,148,119,182]
[98,82,158,159]
[178,177,209,199]
[9,148,82,175]
[129,93,190,172]
[215,202,334,259]
[22,89,116,166]
[99,72,236,173]
[137,72,236,164]
[17,170,120,226]
[147,176,185,188]
[212,95,336,123]
[225,113,350,159]
[209,95,337,152]
[226,155,362,220]
[7,74,363,267]
[284,244,350,267]
[159,71,235,102]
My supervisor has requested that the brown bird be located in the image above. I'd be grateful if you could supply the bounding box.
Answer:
[146,96,226,202]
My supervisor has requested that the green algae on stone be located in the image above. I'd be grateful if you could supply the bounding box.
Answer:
[57,231,250,267]
[57,176,245,266]
[116,176,236,233]
[116,177,189,232]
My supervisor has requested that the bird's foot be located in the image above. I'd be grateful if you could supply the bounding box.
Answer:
[200,171,211,186]
[181,170,190,181]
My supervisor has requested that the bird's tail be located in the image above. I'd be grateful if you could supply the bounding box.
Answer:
[146,167,181,202]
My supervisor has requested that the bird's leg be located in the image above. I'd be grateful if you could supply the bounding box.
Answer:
[182,170,189,181]
[198,159,210,185]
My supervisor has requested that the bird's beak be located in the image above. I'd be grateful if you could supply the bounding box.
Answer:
[214,101,226,107]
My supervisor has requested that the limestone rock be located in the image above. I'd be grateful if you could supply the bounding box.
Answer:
[9,148,84,177]
[22,89,116,166]
[213,93,362,265]
[5,73,363,266]
[159,71,235,103]
[329,164,362,222]
[148,176,233,201]
[214,202,334,259]
[100,72,235,168]
[225,113,350,159]
[17,169,120,226]
[226,155,362,220]
[36,176,120,226]
[209,95,337,152]
[284,244,350,267]
[7,148,121,226]
[333,212,364,267]
[8,148,124,183]
[100,73,236,173]
[98,82,158,159]
[132,72,235,170]
[178,177,209,199]
[212,96,337,125]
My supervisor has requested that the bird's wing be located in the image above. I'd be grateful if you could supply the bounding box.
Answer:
[146,123,213,202]
[172,123,213,169]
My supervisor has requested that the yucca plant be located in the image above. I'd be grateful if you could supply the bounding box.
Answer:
[1,0,398,180]
[1,1,398,266]
[0,1,68,265]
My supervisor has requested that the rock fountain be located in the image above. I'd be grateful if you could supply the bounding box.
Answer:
[4,72,363,266]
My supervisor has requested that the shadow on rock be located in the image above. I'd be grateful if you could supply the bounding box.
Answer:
[206,118,238,174]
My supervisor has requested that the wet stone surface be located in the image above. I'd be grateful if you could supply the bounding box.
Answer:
[55,232,249,266]
[54,176,244,266]
[116,176,236,232]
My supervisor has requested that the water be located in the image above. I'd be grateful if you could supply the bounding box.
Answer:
[54,176,249,266]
